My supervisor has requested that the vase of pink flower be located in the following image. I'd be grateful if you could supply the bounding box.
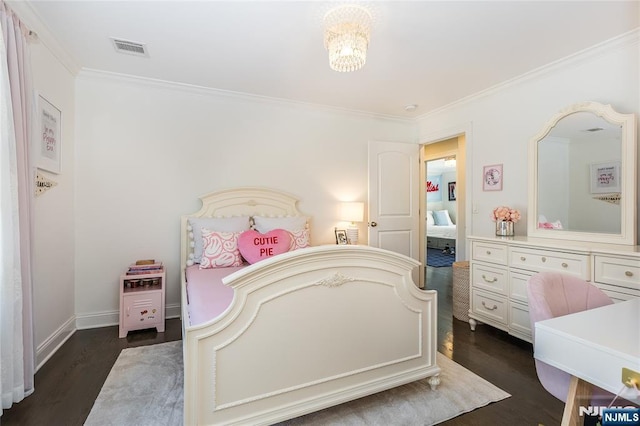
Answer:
[492,206,521,237]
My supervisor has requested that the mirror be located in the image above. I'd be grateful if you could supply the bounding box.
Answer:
[528,102,637,245]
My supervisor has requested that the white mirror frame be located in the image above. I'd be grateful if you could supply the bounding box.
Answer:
[527,102,637,246]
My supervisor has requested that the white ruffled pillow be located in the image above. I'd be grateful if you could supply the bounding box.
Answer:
[188,216,250,264]
[253,216,308,233]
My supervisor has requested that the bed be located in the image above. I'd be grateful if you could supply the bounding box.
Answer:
[426,210,456,251]
[180,187,440,425]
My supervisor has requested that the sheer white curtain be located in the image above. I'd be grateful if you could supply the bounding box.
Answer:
[0,1,34,415]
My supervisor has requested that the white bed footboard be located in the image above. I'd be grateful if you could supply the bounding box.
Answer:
[183,245,439,425]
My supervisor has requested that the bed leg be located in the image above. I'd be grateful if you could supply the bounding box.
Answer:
[428,374,441,390]
[469,318,477,331]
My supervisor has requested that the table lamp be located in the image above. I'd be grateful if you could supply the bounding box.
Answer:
[339,202,364,245]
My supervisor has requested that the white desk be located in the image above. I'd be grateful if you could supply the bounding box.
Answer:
[535,298,640,425]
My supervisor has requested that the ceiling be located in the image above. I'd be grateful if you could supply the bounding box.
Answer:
[15,1,640,118]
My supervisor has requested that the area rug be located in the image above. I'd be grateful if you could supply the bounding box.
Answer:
[85,341,510,426]
[426,247,455,267]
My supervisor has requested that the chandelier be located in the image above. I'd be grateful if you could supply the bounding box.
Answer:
[323,5,372,72]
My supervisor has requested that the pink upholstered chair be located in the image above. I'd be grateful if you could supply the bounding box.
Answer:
[526,272,614,402]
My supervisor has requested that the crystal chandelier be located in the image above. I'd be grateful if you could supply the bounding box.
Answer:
[323,5,372,72]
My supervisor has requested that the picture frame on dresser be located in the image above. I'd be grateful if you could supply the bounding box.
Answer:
[335,229,348,245]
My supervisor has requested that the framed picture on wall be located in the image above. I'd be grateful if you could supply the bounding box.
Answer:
[590,161,621,194]
[483,164,503,191]
[448,181,456,201]
[36,94,62,174]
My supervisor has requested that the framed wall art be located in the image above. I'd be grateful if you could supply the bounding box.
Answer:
[36,94,62,174]
[483,164,503,191]
[590,161,620,194]
[448,181,456,201]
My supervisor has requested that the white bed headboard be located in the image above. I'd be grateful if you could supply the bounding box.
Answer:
[180,187,304,272]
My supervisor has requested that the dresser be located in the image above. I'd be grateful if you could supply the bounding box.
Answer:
[468,235,640,343]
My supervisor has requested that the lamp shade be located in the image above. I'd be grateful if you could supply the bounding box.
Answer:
[340,202,364,223]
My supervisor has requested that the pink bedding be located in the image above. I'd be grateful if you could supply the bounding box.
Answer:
[185,264,246,326]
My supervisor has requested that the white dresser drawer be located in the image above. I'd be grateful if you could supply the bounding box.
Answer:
[594,255,640,291]
[599,286,640,303]
[509,247,589,279]
[471,289,507,325]
[509,271,533,304]
[508,302,532,343]
[471,263,508,295]
[471,241,508,265]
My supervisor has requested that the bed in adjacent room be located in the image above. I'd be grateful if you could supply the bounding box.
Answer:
[180,187,440,425]
[426,210,457,252]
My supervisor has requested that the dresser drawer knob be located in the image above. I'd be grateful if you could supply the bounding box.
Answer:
[486,250,491,255]
[482,301,498,311]
[625,271,634,277]
[482,274,498,283]
[520,256,526,261]
[541,257,547,263]
[561,263,568,268]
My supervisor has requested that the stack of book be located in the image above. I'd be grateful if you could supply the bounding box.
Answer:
[126,259,163,275]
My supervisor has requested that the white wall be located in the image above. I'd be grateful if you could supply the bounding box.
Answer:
[417,32,640,249]
[73,73,417,327]
[30,42,76,368]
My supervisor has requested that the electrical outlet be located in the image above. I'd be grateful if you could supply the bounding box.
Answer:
[622,367,640,387]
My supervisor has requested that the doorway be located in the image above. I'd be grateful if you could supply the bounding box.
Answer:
[419,135,466,291]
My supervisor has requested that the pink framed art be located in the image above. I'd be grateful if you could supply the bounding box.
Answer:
[483,164,503,191]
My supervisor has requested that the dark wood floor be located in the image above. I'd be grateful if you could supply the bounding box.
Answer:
[3,265,564,425]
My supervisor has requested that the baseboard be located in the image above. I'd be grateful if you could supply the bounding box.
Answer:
[37,304,181,371]
[75,303,182,330]
[36,316,76,372]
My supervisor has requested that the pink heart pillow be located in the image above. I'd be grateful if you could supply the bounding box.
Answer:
[238,229,292,264]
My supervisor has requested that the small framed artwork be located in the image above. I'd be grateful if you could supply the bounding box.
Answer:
[448,181,456,201]
[36,94,62,174]
[590,161,621,194]
[335,229,348,245]
[483,164,503,191]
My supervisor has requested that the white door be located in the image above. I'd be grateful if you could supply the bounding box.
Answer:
[368,141,420,277]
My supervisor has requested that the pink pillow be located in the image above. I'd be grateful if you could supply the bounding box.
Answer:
[199,229,243,269]
[238,229,292,264]
[289,228,310,251]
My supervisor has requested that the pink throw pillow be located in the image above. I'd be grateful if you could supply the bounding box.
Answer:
[200,229,243,269]
[238,229,292,264]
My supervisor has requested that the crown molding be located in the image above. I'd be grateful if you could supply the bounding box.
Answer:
[7,1,80,75]
[76,68,415,124]
[416,28,640,121]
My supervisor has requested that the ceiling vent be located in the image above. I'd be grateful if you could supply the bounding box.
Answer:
[111,38,148,57]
